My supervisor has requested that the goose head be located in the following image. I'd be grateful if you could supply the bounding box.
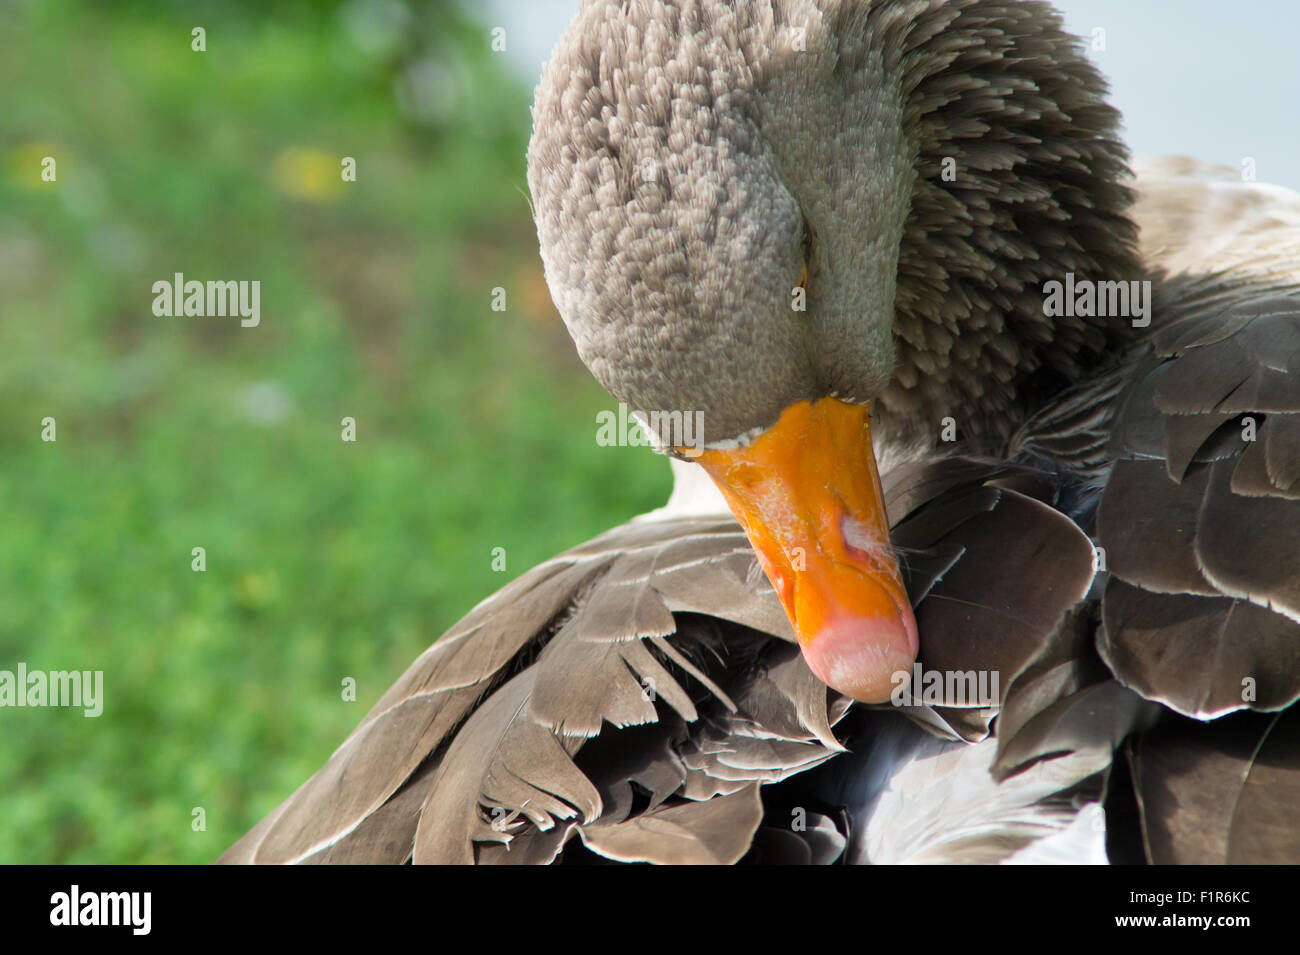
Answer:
[526,0,1139,702]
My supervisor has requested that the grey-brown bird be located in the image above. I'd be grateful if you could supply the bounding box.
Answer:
[221,0,1300,864]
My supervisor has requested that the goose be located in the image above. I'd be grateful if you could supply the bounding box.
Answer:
[220,0,1300,865]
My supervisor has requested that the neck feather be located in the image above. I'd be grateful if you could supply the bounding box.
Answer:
[872,0,1140,448]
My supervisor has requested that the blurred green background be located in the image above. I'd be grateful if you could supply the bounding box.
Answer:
[0,0,669,863]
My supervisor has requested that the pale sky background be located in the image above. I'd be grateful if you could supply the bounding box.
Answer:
[483,0,1300,190]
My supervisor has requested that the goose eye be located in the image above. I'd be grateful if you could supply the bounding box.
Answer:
[797,216,813,291]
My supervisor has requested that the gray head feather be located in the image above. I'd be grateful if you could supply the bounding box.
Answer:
[527,0,1139,448]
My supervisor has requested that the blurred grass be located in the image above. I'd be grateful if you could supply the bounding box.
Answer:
[0,0,669,862]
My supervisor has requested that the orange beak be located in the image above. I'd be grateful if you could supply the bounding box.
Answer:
[692,398,918,702]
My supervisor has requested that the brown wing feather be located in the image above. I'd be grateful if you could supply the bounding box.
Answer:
[1130,707,1300,864]
[1097,289,1300,722]
[220,517,842,865]
[222,450,1117,865]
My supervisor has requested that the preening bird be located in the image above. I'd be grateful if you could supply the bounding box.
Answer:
[221,0,1300,864]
